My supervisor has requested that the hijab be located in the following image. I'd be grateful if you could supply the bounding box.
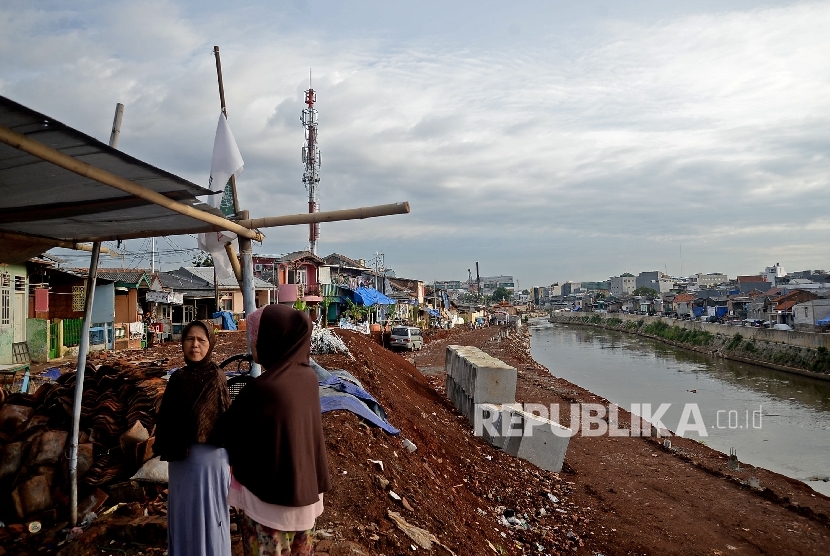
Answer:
[154,320,230,461]
[224,304,330,506]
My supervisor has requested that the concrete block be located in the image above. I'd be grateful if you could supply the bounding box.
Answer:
[502,408,571,473]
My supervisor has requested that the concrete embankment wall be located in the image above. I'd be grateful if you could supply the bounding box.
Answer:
[549,313,830,382]
[603,313,830,349]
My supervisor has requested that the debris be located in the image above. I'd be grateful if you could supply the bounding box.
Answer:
[26,521,41,534]
[376,475,390,490]
[387,510,457,555]
[389,491,401,501]
[402,497,414,512]
[311,326,350,355]
[402,438,417,453]
[368,459,384,472]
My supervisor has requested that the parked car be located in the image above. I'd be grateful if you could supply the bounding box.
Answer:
[390,326,424,351]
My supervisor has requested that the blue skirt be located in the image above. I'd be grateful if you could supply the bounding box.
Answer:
[168,443,231,556]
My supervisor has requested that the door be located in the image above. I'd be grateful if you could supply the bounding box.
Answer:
[13,292,24,342]
[49,321,60,359]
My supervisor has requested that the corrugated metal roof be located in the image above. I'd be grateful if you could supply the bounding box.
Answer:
[0,95,223,261]
[176,266,274,289]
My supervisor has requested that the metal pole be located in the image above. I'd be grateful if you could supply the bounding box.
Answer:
[237,210,260,376]
[68,241,100,526]
[109,103,124,149]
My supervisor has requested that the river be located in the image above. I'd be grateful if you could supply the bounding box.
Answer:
[529,320,830,496]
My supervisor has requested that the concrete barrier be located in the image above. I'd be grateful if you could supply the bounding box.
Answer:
[474,403,571,472]
[446,346,571,472]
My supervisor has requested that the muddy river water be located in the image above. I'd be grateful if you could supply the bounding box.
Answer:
[529,321,830,496]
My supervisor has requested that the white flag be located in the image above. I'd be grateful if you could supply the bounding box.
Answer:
[197,230,239,282]
[208,111,244,210]
[198,112,244,282]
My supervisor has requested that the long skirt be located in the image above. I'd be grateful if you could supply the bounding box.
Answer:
[167,443,231,556]
[240,513,314,556]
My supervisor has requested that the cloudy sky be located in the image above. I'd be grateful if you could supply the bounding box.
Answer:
[3,0,829,287]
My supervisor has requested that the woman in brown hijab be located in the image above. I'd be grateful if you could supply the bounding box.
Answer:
[223,304,330,556]
[154,320,231,556]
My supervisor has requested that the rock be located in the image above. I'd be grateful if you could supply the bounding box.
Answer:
[401,497,414,512]
[0,442,24,479]
[10,489,24,520]
[29,430,68,465]
[375,474,389,490]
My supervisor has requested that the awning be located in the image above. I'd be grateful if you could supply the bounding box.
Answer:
[0,95,226,262]
[351,287,396,306]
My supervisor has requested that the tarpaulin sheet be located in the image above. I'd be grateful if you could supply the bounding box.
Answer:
[212,311,237,330]
[817,316,830,326]
[351,287,396,306]
[310,358,399,435]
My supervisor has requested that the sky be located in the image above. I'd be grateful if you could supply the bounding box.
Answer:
[2,0,829,288]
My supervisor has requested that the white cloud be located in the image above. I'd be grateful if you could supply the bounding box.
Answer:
[3,1,830,283]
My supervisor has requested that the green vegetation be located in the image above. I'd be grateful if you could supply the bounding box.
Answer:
[607,318,623,326]
[812,346,830,374]
[744,341,756,352]
[641,320,713,345]
[491,286,511,302]
[632,287,659,297]
[726,333,743,351]
[587,314,603,324]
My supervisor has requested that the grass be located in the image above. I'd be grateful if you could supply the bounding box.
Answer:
[726,333,743,351]
[641,320,714,346]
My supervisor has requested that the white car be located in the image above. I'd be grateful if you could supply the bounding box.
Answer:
[390,326,424,351]
[772,323,794,331]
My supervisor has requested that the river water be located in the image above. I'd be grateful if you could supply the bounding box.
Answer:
[529,321,830,496]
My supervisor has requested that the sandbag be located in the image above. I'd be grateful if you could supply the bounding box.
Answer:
[130,456,168,483]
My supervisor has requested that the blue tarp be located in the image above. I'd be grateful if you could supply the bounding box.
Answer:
[212,311,237,330]
[817,316,830,326]
[351,287,396,306]
[309,359,399,434]
[427,308,440,317]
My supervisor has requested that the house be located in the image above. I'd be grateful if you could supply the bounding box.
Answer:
[737,275,770,294]
[254,251,328,303]
[793,298,830,331]
[0,262,30,364]
[168,267,271,314]
[673,293,695,317]
[322,253,372,289]
[769,290,819,326]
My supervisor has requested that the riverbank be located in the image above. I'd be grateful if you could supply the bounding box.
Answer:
[5,327,829,555]
[549,313,830,382]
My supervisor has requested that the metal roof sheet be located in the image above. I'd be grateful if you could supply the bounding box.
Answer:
[0,95,223,260]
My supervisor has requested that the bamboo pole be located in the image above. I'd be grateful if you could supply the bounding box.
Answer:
[238,201,410,229]
[0,125,263,242]
[224,241,243,282]
[0,231,115,255]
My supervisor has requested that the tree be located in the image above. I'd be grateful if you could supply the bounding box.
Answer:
[632,287,659,298]
[192,252,213,267]
[491,286,511,302]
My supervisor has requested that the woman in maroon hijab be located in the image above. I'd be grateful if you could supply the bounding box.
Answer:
[223,305,330,556]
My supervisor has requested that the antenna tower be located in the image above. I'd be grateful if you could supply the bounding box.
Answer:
[300,71,321,254]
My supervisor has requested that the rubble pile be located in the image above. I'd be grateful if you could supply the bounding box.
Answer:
[310,325,350,355]
[0,360,168,529]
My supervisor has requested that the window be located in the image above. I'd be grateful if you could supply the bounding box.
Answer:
[1,273,9,325]
[296,268,308,285]
[805,307,809,318]
[221,298,232,311]
[183,305,196,323]
[72,285,86,312]
[14,275,26,292]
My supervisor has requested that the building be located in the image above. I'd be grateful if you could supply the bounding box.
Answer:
[0,263,29,363]
[581,281,609,292]
[479,275,515,296]
[637,271,673,293]
[793,299,830,331]
[561,282,582,297]
[434,280,463,291]
[765,263,786,286]
[696,273,728,288]
[609,275,636,296]
[549,283,562,297]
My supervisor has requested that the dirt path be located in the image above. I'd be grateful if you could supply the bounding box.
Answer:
[411,325,830,555]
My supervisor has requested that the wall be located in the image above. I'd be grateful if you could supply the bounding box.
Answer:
[25,318,48,363]
[91,282,115,323]
[0,328,11,364]
[585,312,830,349]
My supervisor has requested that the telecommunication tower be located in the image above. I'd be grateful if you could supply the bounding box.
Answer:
[300,74,321,254]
